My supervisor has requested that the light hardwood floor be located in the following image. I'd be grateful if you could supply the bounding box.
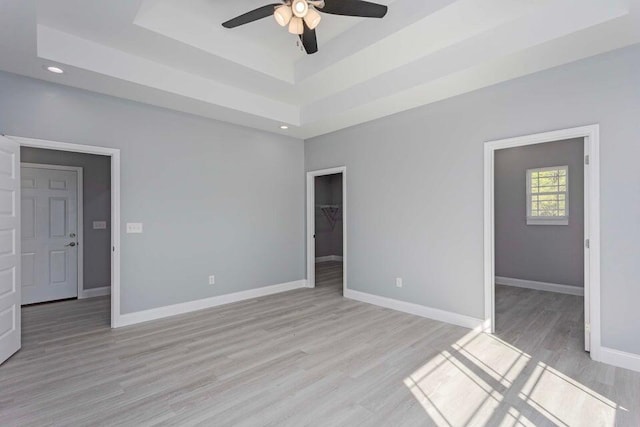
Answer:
[1,263,638,426]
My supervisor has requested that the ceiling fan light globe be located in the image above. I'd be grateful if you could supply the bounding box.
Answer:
[303,8,321,30]
[288,16,304,34]
[292,0,308,18]
[274,5,292,27]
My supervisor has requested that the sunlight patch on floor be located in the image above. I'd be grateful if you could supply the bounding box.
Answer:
[519,361,618,427]
[404,330,621,427]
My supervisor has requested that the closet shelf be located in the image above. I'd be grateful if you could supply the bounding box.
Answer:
[317,205,341,230]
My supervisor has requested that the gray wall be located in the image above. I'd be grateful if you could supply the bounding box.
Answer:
[495,139,584,287]
[305,45,640,355]
[21,147,111,291]
[315,173,343,258]
[0,71,305,314]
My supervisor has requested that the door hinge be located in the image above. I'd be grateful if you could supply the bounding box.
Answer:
[585,238,590,249]
[585,155,590,165]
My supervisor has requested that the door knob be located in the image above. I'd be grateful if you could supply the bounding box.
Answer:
[65,242,77,247]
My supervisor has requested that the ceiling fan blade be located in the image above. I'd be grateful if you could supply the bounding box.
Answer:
[299,23,318,54]
[222,4,282,28]
[319,0,387,18]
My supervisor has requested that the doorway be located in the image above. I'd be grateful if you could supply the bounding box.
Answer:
[306,167,346,294]
[20,163,84,304]
[0,135,121,368]
[20,144,114,307]
[494,138,587,353]
[484,125,601,360]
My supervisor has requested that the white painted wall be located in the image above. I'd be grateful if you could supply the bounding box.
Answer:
[305,45,640,355]
[0,71,305,314]
[1,43,638,358]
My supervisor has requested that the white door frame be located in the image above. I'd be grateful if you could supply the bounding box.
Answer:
[21,163,84,300]
[306,166,347,294]
[8,136,121,329]
[484,125,601,360]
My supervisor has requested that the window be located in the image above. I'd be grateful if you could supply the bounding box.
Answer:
[526,165,568,225]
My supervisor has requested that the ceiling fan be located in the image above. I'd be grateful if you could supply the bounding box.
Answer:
[222,0,388,54]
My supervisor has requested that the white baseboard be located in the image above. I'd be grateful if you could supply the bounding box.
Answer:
[79,286,111,299]
[115,279,308,328]
[598,346,640,373]
[315,255,343,263]
[495,276,584,296]
[344,289,485,330]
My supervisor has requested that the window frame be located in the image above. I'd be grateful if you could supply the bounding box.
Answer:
[526,165,569,226]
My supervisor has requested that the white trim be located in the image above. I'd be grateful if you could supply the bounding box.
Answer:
[315,255,343,263]
[115,280,307,327]
[306,167,346,295]
[599,347,640,373]
[344,289,487,331]
[21,163,84,300]
[495,276,584,296]
[9,136,122,329]
[79,286,111,299]
[526,218,569,226]
[484,125,601,360]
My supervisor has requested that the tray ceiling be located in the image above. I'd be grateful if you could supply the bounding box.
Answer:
[1,0,639,138]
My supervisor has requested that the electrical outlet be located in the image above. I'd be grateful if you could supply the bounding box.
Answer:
[208,275,215,285]
[396,277,403,288]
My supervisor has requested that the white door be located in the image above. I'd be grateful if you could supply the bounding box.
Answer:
[0,136,21,365]
[21,166,79,304]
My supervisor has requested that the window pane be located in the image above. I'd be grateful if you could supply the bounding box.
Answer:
[539,177,558,186]
[538,186,558,193]
[527,166,568,219]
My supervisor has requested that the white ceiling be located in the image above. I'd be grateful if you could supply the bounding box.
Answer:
[1,0,639,139]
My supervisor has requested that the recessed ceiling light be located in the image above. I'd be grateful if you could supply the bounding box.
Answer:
[46,66,64,74]
[280,125,289,130]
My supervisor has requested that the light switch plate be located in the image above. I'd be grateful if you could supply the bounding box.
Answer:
[93,221,107,230]
[126,223,143,234]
